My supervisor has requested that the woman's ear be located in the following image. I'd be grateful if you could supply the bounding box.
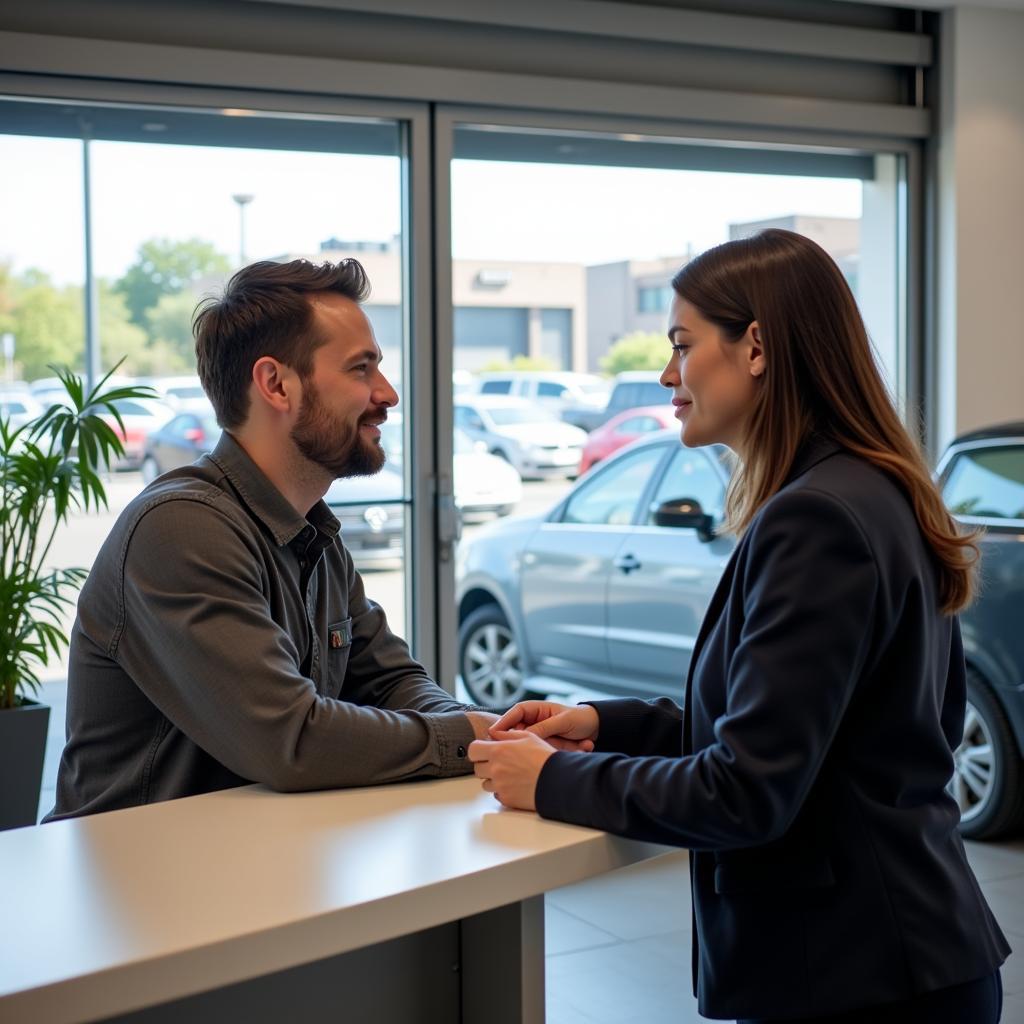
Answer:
[747,321,766,379]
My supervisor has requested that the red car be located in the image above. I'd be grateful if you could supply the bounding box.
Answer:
[578,404,676,474]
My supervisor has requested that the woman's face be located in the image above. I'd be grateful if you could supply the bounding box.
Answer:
[660,295,763,454]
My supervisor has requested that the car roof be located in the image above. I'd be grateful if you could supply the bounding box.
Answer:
[950,421,1024,445]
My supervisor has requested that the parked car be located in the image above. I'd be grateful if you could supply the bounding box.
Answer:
[376,415,522,520]
[578,404,677,474]
[325,468,405,569]
[457,422,1024,842]
[453,428,523,519]
[474,371,610,425]
[0,390,43,428]
[456,431,733,709]
[562,370,668,432]
[142,375,210,410]
[936,421,1024,839]
[103,396,176,470]
[454,395,587,479]
[141,405,222,483]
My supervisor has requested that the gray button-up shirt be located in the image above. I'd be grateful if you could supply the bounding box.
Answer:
[46,432,476,821]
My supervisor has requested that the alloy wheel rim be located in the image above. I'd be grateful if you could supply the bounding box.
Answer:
[952,700,995,823]
[464,622,522,706]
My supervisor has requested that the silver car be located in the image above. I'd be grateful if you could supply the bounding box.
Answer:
[454,394,588,479]
[456,431,735,709]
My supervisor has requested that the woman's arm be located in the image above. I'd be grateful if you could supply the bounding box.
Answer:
[534,488,879,850]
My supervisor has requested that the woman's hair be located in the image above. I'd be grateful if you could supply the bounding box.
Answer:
[670,228,978,614]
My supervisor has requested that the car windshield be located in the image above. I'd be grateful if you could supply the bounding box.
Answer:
[486,406,558,426]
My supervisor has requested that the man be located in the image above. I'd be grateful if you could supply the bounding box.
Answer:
[46,259,496,821]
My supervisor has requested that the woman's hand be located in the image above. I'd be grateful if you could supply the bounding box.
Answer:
[469,731,558,811]
[491,700,599,752]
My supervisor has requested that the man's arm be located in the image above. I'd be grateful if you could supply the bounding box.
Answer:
[106,497,476,791]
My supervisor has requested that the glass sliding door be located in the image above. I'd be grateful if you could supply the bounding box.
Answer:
[0,95,423,688]
[442,116,909,707]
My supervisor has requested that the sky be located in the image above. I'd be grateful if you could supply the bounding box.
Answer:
[0,134,862,286]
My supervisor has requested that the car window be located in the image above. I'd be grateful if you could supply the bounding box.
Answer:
[637,381,668,405]
[560,444,666,526]
[454,406,485,431]
[646,447,725,524]
[487,406,558,425]
[616,415,661,434]
[112,399,155,416]
[942,445,1024,520]
[165,415,194,439]
[479,380,512,395]
[2,401,27,415]
[537,381,566,398]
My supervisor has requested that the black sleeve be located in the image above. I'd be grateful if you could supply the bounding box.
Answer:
[536,488,879,850]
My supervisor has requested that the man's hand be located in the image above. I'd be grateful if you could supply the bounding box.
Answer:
[491,700,599,751]
[465,710,501,741]
[468,731,556,811]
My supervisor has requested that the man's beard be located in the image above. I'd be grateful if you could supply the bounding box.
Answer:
[290,380,386,479]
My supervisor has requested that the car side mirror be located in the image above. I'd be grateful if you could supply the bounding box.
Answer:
[652,498,715,543]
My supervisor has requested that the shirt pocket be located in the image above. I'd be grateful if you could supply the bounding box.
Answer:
[325,618,353,699]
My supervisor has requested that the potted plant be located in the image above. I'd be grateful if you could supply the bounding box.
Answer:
[0,365,153,829]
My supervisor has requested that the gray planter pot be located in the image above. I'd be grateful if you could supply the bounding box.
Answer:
[0,699,51,830]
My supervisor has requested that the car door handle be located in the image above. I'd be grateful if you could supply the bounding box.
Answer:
[613,553,642,574]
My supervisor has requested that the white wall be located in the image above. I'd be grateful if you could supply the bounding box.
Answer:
[936,5,1024,445]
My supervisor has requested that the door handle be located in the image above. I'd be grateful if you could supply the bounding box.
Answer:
[613,553,641,574]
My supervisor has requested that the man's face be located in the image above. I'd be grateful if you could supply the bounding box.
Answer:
[290,293,399,479]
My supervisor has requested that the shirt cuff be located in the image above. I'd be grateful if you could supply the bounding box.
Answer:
[428,711,477,775]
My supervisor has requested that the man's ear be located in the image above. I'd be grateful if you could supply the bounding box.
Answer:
[251,357,298,415]
[747,321,766,379]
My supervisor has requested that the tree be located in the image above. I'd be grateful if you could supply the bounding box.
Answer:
[599,332,667,376]
[146,291,202,368]
[113,237,230,329]
[7,270,83,380]
[98,283,179,377]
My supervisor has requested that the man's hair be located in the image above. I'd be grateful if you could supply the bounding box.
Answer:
[193,258,370,429]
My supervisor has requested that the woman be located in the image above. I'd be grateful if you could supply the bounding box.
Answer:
[468,229,1010,1023]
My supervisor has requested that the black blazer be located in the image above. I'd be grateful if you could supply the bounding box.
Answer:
[536,438,1010,1020]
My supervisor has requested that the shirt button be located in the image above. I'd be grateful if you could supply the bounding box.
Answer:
[457,745,467,759]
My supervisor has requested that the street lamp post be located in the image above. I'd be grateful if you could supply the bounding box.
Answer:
[231,193,254,266]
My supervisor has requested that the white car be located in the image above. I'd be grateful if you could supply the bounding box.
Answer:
[474,370,610,423]
[453,428,522,519]
[140,375,210,410]
[453,395,587,479]
[0,390,43,429]
[378,417,522,518]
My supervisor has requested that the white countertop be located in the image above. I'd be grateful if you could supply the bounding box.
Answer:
[0,777,669,1024]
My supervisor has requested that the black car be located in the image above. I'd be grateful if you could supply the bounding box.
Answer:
[937,421,1024,838]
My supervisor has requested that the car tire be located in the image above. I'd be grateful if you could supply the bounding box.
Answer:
[954,671,1024,840]
[140,456,160,485]
[458,603,527,711]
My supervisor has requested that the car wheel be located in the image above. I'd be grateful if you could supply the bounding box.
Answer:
[458,603,527,711]
[954,671,1024,840]
[141,456,160,485]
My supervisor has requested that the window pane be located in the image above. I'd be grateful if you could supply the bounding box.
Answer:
[943,447,1024,520]
[646,448,726,524]
[561,446,664,525]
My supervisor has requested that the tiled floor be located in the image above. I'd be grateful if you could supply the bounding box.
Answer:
[34,679,1024,1023]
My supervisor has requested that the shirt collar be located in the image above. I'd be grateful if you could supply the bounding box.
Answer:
[207,431,340,547]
